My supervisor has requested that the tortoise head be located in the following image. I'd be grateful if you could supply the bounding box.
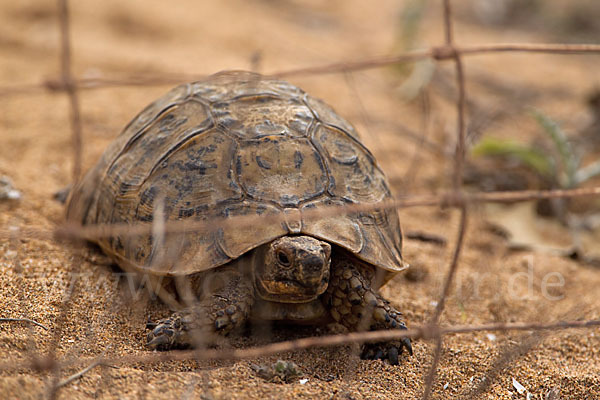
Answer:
[252,236,331,303]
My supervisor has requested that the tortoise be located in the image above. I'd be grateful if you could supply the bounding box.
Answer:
[66,71,412,364]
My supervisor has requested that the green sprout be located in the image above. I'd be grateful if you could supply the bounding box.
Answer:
[393,0,435,100]
[472,109,600,190]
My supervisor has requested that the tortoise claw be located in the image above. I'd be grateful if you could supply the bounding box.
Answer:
[146,321,158,330]
[146,316,188,350]
[388,347,399,365]
[147,333,171,349]
[403,337,413,356]
[360,336,412,365]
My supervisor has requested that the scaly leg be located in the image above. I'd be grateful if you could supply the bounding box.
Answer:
[146,266,254,350]
[324,258,412,365]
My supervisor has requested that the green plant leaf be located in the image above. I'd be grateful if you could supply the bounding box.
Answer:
[574,159,600,185]
[531,109,579,187]
[397,0,428,50]
[393,0,434,100]
[471,137,556,179]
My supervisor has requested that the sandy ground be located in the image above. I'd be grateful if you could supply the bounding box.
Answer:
[1,1,600,399]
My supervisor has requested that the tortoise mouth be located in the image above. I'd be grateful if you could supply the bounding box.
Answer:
[255,277,328,303]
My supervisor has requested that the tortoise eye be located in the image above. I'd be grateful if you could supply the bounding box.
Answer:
[277,250,291,266]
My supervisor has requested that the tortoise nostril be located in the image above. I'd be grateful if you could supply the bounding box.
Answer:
[302,255,325,274]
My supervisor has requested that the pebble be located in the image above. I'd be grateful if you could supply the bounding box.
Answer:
[0,176,21,201]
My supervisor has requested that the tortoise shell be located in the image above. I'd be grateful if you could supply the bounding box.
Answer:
[66,71,406,276]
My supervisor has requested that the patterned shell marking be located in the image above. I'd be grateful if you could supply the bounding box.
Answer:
[66,71,406,276]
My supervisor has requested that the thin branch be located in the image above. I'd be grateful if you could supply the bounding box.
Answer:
[272,43,600,77]
[52,187,600,242]
[0,318,49,331]
[1,319,598,373]
[423,2,467,398]
[0,186,598,243]
[422,336,443,400]
[431,53,469,324]
[463,331,546,399]
[431,206,468,324]
[2,43,600,97]
[45,243,83,399]
[442,0,453,45]
[58,0,83,182]
[273,50,432,77]
[452,57,467,190]
[57,358,106,388]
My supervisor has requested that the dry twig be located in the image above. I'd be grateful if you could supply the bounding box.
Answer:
[0,318,49,331]
[1,43,600,97]
[422,1,467,398]
[57,0,83,182]
[0,319,597,373]
[0,187,597,244]
[57,358,107,388]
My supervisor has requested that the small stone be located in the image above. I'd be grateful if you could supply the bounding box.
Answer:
[342,269,352,280]
[253,360,301,383]
[0,176,21,201]
[334,289,345,299]
[332,297,343,307]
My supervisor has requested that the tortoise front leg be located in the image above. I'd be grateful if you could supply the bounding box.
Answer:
[147,266,254,350]
[324,259,412,365]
